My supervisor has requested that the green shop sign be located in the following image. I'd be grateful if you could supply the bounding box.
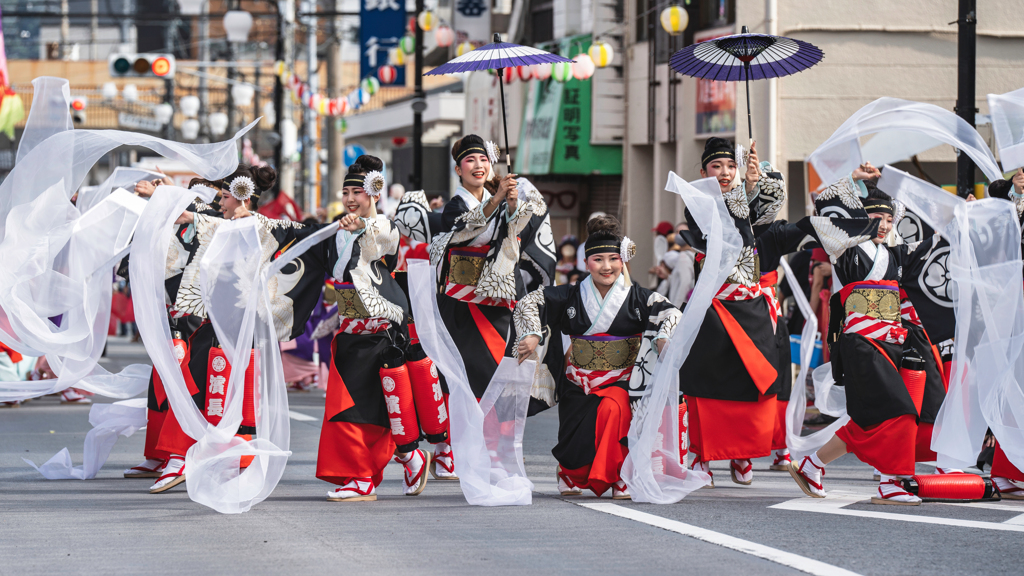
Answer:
[515,35,622,176]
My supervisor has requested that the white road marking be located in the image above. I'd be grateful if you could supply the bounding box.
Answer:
[1004,513,1024,526]
[770,491,1024,532]
[288,410,318,422]
[577,502,862,576]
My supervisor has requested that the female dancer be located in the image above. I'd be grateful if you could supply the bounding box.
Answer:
[149,164,329,493]
[677,137,791,487]
[515,215,681,499]
[788,164,947,505]
[315,156,442,501]
[430,134,546,398]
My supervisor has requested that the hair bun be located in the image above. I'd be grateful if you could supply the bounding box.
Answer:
[704,137,733,152]
[251,165,277,192]
[586,214,621,237]
[353,154,384,173]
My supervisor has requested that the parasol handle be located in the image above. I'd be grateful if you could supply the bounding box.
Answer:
[495,33,512,174]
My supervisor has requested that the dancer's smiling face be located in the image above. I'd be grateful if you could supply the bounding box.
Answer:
[868,212,893,244]
[701,158,738,193]
[587,253,623,289]
[341,184,374,218]
[456,153,490,189]
[219,189,248,216]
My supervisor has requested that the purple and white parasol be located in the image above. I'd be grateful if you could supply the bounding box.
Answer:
[426,34,572,169]
[670,26,823,140]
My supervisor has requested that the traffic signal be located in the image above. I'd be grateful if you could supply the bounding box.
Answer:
[108,54,176,79]
[70,96,87,125]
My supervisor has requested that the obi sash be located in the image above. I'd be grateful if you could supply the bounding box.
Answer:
[566,332,641,394]
[898,288,922,327]
[329,281,390,335]
[444,245,514,308]
[839,280,906,345]
[710,279,779,394]
[759,270,781,331]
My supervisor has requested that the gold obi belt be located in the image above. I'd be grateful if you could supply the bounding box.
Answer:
[838,280,906,345]
[325,280,370,319]
[567,333,641,394]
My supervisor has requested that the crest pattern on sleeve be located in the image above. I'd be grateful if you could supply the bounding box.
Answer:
[394,190,432,244]
[348,217,406,325]
[817,175,863,212]
[475,196,545,300]
[749,163,786,226]
[172,213,224,318]
[512,288,546,357]
[723,184,750,220]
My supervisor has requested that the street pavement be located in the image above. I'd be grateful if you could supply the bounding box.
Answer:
[1,337,1022,575]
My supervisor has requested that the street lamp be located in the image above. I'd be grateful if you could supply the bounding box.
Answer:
[102,82,118,99]
[223,11,253,43]
[208,112,229,136]
[177,0,204,16]
[231,83,255,107]
[122,84,139,102]
[181,119,201,140]
[154,103,174,125]
[180,95,201,117]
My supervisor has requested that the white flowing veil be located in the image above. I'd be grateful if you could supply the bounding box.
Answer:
[619,174,731,503]
[880,166,1024,473]
[407,259,535,506]
[988,86,1024,172]
[778,258,850,457]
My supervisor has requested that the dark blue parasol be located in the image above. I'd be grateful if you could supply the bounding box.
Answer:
[426,34,572,169]
[670,26,824,141]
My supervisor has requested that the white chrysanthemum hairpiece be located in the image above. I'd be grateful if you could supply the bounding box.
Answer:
[485,141,500,164]
[620,236,637,263]
[228,176,255,202]
[363,170,386,197]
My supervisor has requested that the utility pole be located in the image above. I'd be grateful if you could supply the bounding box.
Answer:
[198,0,210,141]
[90,0,99,60]
[226,0,238,135]
[277,0,297,198]
[164,4,175,141]
[60,0,69,58]
[303,0,319,211]
[412,0,424,190]
[326,0,343,201]
[955,0,977,198]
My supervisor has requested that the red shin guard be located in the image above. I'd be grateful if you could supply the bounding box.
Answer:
[900,356,927,416]
[380,364,420,450]
[204,346,257,427]
[407,357,448,443]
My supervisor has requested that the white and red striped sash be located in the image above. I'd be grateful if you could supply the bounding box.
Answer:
[338,316,390,335]
[444,245,514,309]
[565,332,640,394]
[900,300,922,327]
[843,312,906,344]
[715,279,778,332]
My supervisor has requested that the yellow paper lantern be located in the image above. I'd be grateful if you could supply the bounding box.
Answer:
[588,40,615,68]
[388,47,405,67]
[416,11,436,32]
[456,41,475,57]
[659,5,688,36]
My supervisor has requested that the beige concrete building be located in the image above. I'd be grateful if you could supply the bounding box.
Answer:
[622,0,1024,277]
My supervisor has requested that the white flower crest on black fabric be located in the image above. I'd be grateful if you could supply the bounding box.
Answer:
[228,176,255,202]
[363,170,386,197]
[485,141,500,165]
[190,184,218,198]
[620,236,637,263]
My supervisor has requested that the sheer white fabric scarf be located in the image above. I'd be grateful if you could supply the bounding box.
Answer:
[807,97,1002,190]
[881,166,1024,473]
[407,259,534,506]
[988,86,1024,172]
[619,174,727,504]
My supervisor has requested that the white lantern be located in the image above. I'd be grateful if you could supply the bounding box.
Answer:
[122,83,138,102]
[101,82,118,100]
[179,95,201,117]
[208,112,229,136]
[223,10,253,43]
[572,54,596,80]
[177,0,204,16]
[181,119,201,140]
[154,103,174,125]
[530,63,552,81]
[231,83,255,106]
[434,25,454,48]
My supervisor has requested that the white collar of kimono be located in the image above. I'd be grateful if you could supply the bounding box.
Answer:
[455,186,491,209]
[581,273,628,335]
[857,240,889,281]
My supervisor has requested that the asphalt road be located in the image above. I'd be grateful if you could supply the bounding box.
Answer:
[1,337,1022,576]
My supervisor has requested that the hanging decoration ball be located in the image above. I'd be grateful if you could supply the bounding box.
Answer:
[275,60,286,77]
[388,47,405,67]
[551,61,574,83]
[434,25,454,48]
[530,63,553,81]
[588,40,615,68]
[456,41,475,57]
[516,65,533,82]
[416,11,436,32]
[361,76,380,96]
[659,5,689,36]
[400,35,416,55]
[377,65,398,85]
[501,67,516,84]
[359,88,371,105]
[572,54,596,80]
[337,98,349,116]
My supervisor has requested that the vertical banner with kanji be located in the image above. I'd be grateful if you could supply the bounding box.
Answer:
[694,26,736,137]
[360,0,406,85]
[453,0,490,43]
